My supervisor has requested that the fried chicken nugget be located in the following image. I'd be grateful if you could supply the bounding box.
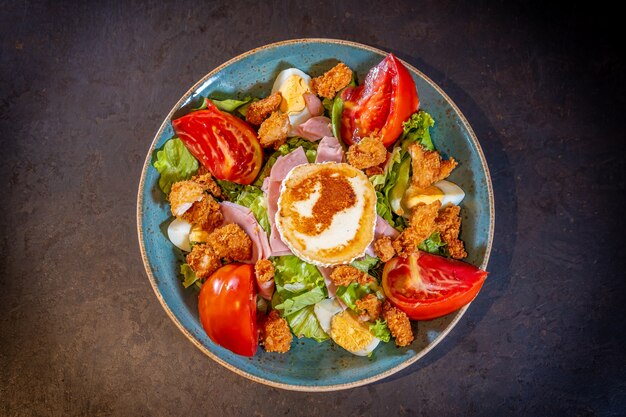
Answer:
[383,301,414,347]
[207,223,252,262]
[181,195,223,232]
[392,201,441,257]
[190,171,222,199]
[311,62,353,99]
[168,180,204,217]
[186,243,221,279]
[260,310,292,353]
[254,259,275,283]
[346,135,387,170]
[355,294,383,321]
[374,236,396,262]
[408,143,457,189]
[258,111,290,150]
[329,265,373,287]
[245,92,282,125]
[435,204,467,259]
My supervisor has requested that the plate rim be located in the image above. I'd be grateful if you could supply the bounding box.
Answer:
[136,38,495,392]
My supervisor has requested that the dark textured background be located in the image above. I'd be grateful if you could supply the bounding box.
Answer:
[1,1,625,416]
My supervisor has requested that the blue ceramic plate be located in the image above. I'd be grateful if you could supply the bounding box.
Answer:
[137,39,494,391]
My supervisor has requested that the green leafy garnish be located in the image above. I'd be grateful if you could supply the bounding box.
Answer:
[369,320,391,343]
[153,138,199,194]
[180,263,199,288]
[350,255,380,273]
[401,110,435,151]
[336,282,374,311]
[194,96,253,113]
[418,231,447,255]
[215,180,270,232]
[253,138,319,187]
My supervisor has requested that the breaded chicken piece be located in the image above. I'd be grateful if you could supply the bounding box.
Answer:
[181,195,223,232]
[246,92,282,125]
[311,62,353,99]
[374,236,396,262]
[329,265,373,287]
[255,259,275,283]
[346,135,387,170]
[365,166,384,177]
[206,223,252,261]
[260,310,292,353]
[408,143,457,189]
[383,301,414,347]
[435,204,467,259]
[355,294,383,321]
[186,243,221,279]
[392,201,441,257]
[190,171,222,199]
[258,111,290,149]
[168,180,204,217]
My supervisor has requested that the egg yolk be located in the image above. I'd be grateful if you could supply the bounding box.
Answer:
[402,184,444,211]
[278,75,310,114]
[330,311,374,352]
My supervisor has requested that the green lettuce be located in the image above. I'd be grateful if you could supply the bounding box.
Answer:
[271,256,328,341]
[336,282,374,311]
[400,110,435,151]
[418,231,447,255]
[369,320,391,343]
[180,263,199,288]
[350,255,380,273]
[194,96,253,113]
[153,138,199,194]
[215,181,270,232]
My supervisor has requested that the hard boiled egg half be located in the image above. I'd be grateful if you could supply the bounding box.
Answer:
[314,298,380,356]
[401,179,465,214]
[271,68,313,135]
[167,219,210,252]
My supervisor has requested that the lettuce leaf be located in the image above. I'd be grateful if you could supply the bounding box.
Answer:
[271,256,328,341]
[336,282,374,311]
[180,263,199,288]
[153,138,199,194]
[369,320,391,343]
[350,255,380,273]
[215,181,270,232]
[400,110,435,151]
[418,231,447,255]
[194,96,253,113]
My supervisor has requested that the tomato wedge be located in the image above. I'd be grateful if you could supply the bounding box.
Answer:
[198,263,258,356]
[172,101,263,184]
[340,53,419,147]
[382,252,488,320]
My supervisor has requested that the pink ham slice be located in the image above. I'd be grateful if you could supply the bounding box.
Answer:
[364,215,400,257]
[295,116,332,141]
[219,201,271,263]
[315,136,344,163]
[265,147,309,256]
[303,92,324,116]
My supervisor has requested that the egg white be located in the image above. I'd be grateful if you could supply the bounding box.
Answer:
[270,68,313,134]
[313,298,343,335]
[434,179,465,206]
[167,218,192,252]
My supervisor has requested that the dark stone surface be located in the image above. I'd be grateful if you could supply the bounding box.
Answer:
[1,1,624,415]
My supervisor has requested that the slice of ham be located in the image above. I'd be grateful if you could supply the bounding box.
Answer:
[219,201,271,263]
[315,136,344,163]
[365,215,400,257]
[295,116,332,141]
[257,278,275,301]
[265,147,309,256]
[303,92,324,117]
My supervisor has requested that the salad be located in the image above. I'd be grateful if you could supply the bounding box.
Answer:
[152,53,488,357]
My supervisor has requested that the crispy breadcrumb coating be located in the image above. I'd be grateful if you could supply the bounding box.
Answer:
[392,201,441,257]
[374,236,396,262]
[190,172,222,199]
[329,265,374,287]
[383,301,414,347]
[181,195,223,232]
[255,259,275,283]
[435,204,467,259]
[311,62,353,99]
[168,180,204,217]
[260,310,292,353]
[207,223,252,261]
[246,92,282,125]
[346,135,387,169]
[186,243,221,279]
[258,111,290,150]
[365,165,384,177]
[408,143,457,189]
[355,294,382,321]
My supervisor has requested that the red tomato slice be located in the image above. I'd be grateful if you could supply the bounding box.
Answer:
[341,53,419,147]
[382,252,488,320]
[198,263,258,356]
[172,101,263,184]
